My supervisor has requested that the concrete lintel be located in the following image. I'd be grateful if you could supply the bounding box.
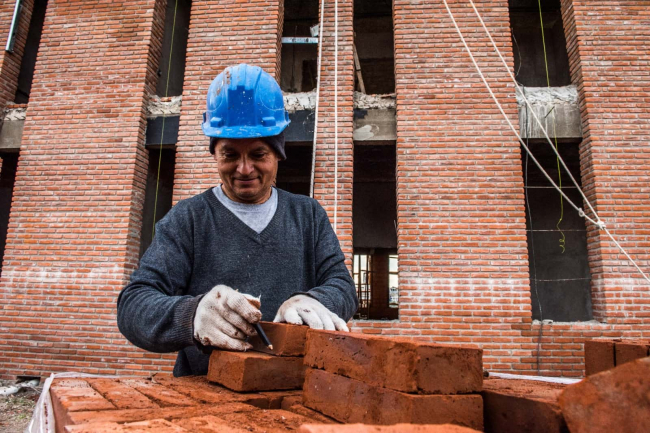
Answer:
[518,85,582,140]
[354,108,396,141]
[0,119,24,151]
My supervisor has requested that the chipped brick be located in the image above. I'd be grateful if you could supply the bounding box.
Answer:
[208,350,306,391]
[151,374,267,407]
[481,378,568,433]
[117,378,197,407]
[65,418,187,433]
[304,330,482,394]
[303,369,483,429]
[560,357,650,433]
[614,340,650,366]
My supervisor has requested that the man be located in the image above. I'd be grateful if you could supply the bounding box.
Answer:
[117,64,358,376]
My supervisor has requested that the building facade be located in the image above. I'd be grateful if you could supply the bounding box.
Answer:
[0,0,648,379]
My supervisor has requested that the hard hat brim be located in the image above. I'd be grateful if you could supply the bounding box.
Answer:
[202,122,289,140]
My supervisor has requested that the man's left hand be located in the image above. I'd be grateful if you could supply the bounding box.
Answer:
[274,295,349,331]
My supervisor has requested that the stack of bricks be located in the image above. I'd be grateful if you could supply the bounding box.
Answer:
[206,322,310,392]
[481,378,568,433]
[584,338,650,376]
[301,330,484,430]
[49,375,329,432]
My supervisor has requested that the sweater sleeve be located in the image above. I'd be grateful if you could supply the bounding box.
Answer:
[299,201,359,321]
[117,204,200,353]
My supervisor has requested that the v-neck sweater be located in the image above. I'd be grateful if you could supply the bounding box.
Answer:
[117,188,357,376]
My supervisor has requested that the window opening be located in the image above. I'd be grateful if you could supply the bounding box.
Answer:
[156,0,192,97]
[509,0,570,87]
[353,253,372,319]
[353,0,394,94]
[353,142,398,320]
[139,148,175,259]
[0,152,19,277]
[523,139,592,321]
[275,142,313,196]
[280,0,319,92]
[14,0,47,104]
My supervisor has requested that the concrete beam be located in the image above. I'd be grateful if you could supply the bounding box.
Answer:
[0,119,24,151]
[518,85,582,140]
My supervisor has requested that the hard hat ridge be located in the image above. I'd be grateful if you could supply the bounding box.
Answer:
[202,64,290,152]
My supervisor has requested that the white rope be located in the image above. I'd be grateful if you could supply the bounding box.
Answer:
[309,0,327,198]
[333,0,339,233]
[441,0,650,284]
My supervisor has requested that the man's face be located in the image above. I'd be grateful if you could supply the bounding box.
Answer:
[215,138,279,204]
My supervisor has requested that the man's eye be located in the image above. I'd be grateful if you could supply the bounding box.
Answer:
[223,153,237,159]
[252,152,267,159]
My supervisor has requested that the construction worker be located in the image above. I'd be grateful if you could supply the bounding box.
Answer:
[117,64,358,376]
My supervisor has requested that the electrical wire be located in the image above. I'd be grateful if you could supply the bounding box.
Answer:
[442,0,650,284]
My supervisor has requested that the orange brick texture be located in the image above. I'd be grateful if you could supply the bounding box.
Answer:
[584,338,650,376]
[0,0,172,378]
[311,0,354,265]
[50,375,329,433]
[173,0,283,202]
[560,0,650,319]
[0,0,34,108]
[352,0,533,371]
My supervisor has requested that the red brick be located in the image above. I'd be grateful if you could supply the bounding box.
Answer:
[297,425,481,433]
[584,340,616,376]
[66,403,257,426]
[172,415,249,432]
[614,340,650,366]
[66,419,187,433]
[86,378,159,409]
[559,357,650,433]
[481,378,567,433]
[304,330,482,394]
[116,378,197,407]
[281,395,337,424]
[150,374,268,407]
[207,350,306,391]
[258,390,303,409]
[51,381,115,433]
[249,322,309,356]
[302,368,483,429]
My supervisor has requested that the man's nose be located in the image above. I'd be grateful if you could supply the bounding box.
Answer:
[237,156,254,176]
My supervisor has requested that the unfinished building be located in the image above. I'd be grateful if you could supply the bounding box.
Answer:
[0,0,649,381]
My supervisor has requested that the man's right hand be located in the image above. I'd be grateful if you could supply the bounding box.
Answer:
[193,285,262,351]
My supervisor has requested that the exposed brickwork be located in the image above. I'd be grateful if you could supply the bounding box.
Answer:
[0,0,172,378]
[173,0,283,202]
[0,0,34,108]
[303,368,484,429]
[353,0,531,371]
[51,375,325,432]
[584,338,649,375]
[304,329,483,394]
[482,378,568,433]
[312,0,354,265]
[560,0,650,322]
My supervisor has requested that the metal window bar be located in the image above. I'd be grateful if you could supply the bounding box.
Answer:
[353,254,372,319]
[6,0,22,52]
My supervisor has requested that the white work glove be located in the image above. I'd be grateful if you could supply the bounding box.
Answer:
[274,294,349,332]
[193,285,262,351]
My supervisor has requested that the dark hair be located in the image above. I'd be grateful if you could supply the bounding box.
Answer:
[209,132,286,160]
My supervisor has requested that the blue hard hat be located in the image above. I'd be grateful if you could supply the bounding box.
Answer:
[202,64,290,142]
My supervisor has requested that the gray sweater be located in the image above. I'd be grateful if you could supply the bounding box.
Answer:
[117,188,358,376]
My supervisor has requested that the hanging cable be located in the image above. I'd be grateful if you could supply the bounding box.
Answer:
[441,0,650,284]
[152,0,179,240]
[333,0,339,233]
[537,0,566,254]
[309,0,327,198]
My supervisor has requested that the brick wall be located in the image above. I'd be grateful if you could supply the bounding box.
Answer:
[0,0,169,378]
[0,0,34,108]
[173,0,283,202]
[352,0,534,372]
[561,0,650,321]
[311,0,354,264]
